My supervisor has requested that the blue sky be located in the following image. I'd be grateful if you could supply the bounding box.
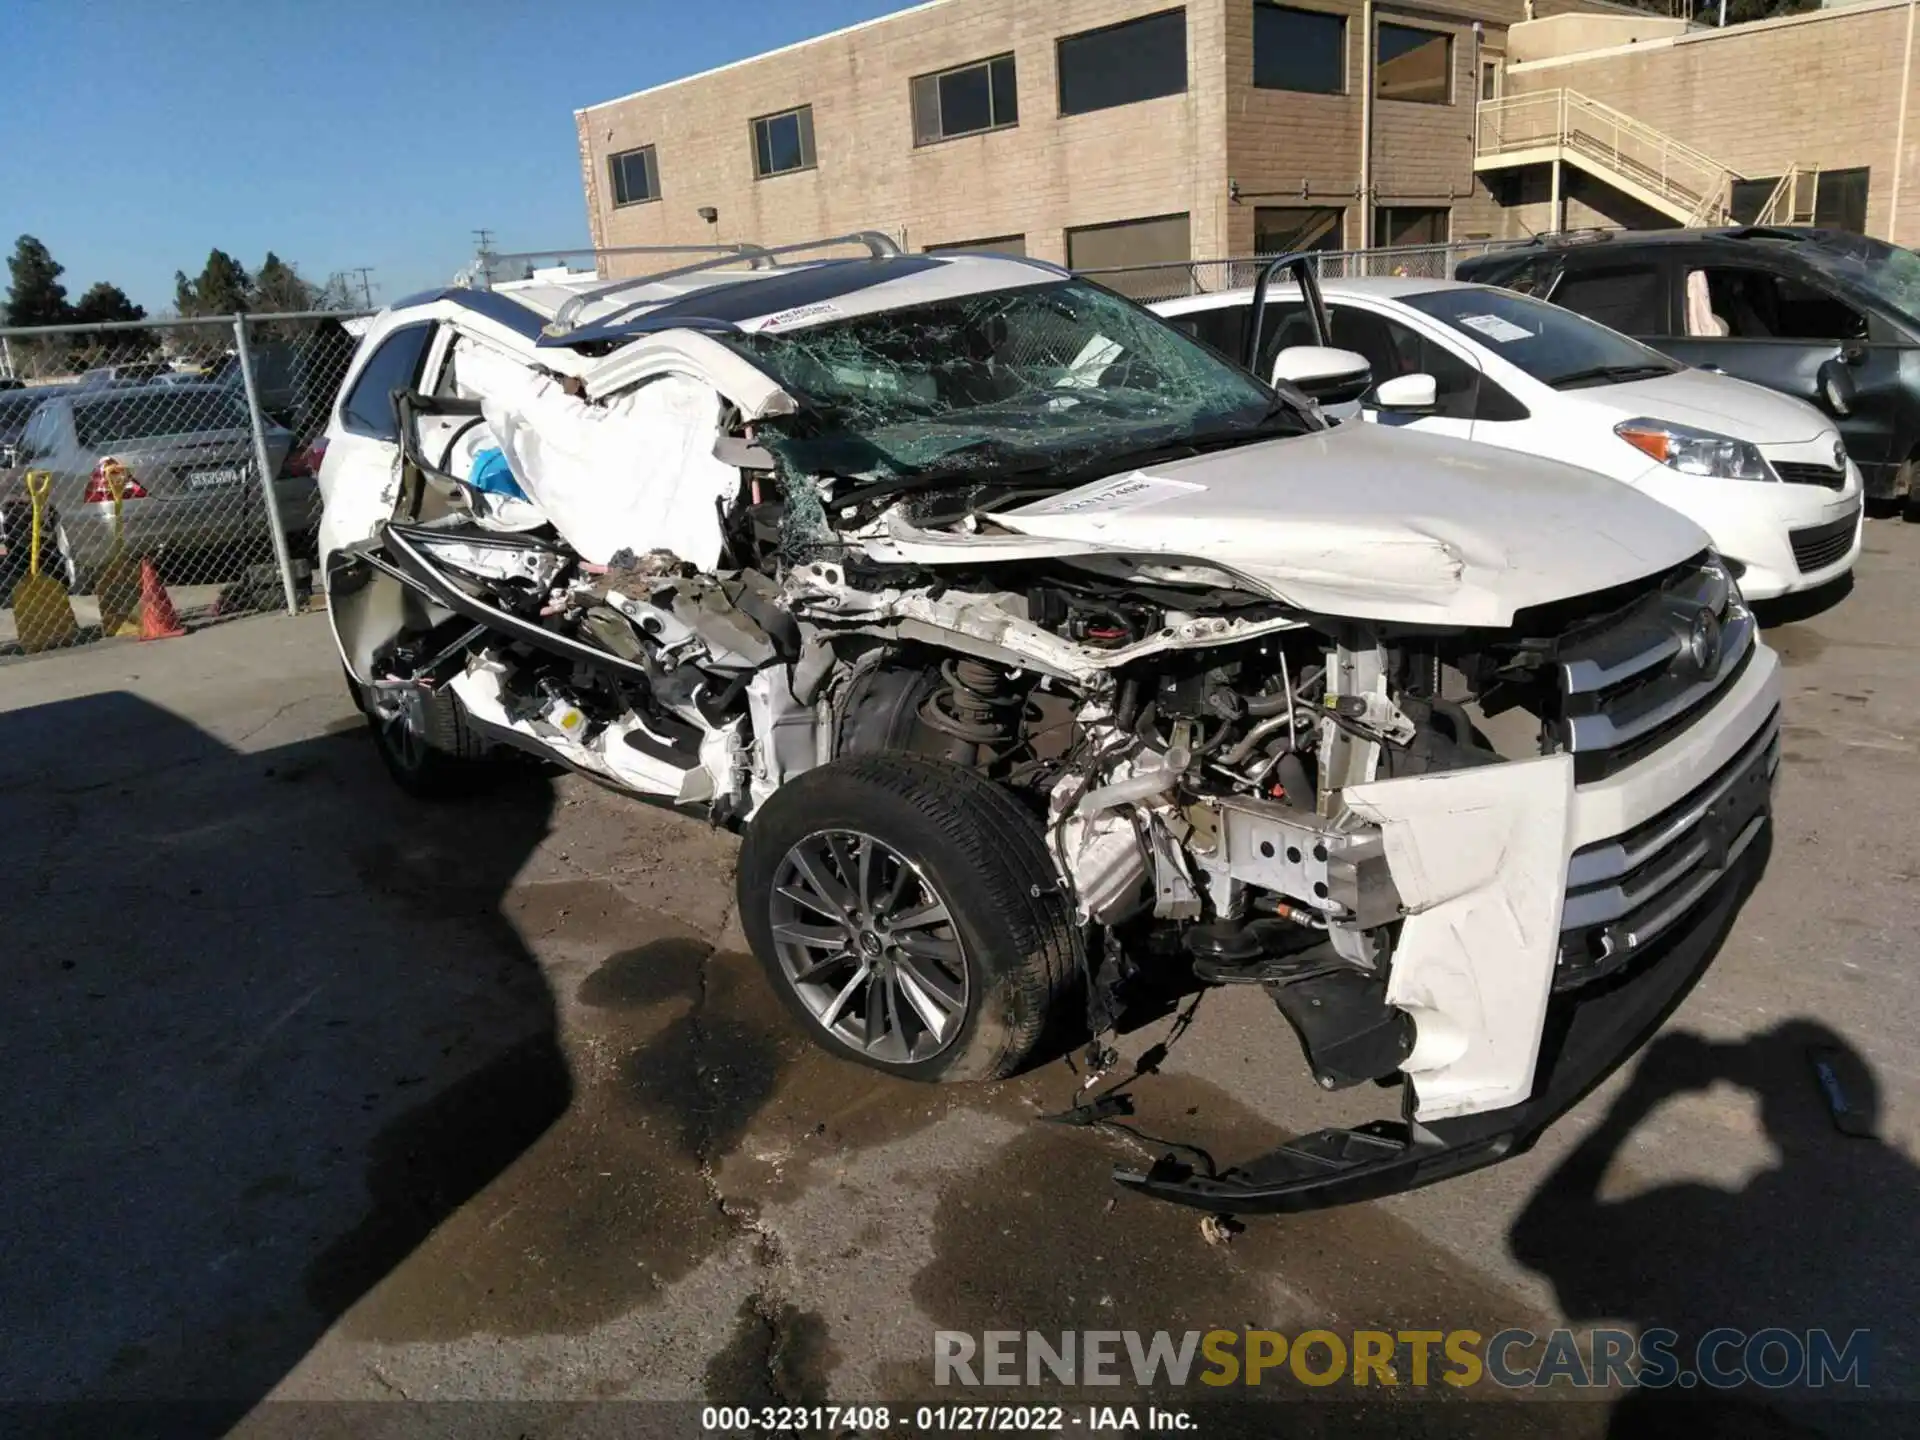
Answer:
[0,0,912,314]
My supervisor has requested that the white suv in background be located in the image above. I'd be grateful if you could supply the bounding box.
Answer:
[1155,278,1862,600]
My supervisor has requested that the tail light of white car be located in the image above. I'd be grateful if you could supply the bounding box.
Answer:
[282,437,327,479]
[84,459,149,503]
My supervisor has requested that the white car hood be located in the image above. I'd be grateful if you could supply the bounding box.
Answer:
[992,422,1711,626]
[1576,367,1830,444]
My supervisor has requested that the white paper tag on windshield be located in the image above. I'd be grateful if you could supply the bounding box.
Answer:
[1456,313,1535,344]
[1012,472,1205,517]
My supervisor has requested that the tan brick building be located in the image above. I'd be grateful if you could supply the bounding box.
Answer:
[573,0,1525,280]
[572,0,1920,275]
[1482,0,1920,248]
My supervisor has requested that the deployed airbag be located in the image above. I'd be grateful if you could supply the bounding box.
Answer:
[457,344,739,568]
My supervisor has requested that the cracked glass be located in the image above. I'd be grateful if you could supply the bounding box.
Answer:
[725,279,1303,495]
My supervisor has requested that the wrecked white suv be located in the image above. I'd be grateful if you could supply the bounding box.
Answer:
[317,235,1780,1212]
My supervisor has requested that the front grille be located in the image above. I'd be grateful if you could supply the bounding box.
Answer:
[1773,461,1847,490]
[1552,556,1755,784]
[1789,506,1860,574]
[1558,708,1779,989]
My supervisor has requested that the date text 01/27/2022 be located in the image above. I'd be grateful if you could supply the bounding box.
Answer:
[700,1405,1197,1432]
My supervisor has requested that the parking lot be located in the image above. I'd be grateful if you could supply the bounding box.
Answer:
[4,516,1919,1437]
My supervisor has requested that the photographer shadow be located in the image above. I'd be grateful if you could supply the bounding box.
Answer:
[1509,1018,1912,1435]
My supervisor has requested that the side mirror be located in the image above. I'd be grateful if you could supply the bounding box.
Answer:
[1372,372,1439,411]
[1271,345,1373,407]
[1816,357,1856,417]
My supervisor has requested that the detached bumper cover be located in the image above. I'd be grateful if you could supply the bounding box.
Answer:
[1116,818,1766,1213]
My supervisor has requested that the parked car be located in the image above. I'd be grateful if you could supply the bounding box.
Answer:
[77,361,177,388]
[316,237,1779,1214]
[1154,276,1862,600]
[10,383,307,592]
[1457,227,1920,515]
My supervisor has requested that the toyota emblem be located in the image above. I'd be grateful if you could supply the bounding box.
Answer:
[1688,608,1723,674]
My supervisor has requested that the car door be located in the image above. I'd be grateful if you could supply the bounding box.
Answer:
[316,318,444,573]
[1655,257,1898,472]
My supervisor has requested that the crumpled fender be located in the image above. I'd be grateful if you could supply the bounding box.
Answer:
[1344,753,1576,1121]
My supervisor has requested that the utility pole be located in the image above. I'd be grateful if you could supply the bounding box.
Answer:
[348,267,376,308]
[472,228,497,287]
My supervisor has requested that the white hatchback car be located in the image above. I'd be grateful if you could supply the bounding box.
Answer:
[1155,277,1862,600]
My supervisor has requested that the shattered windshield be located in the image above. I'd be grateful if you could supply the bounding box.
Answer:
[722,278,1304,487]
[1798,235,1920,329]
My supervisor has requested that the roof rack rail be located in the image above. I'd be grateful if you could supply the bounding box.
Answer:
[1722,224,1818,242]
[545,230,902,337]
[1533,227,1615,248]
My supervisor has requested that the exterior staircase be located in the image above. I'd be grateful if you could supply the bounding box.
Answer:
[1474,89,1814,228]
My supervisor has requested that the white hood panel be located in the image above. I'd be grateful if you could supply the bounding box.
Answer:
[995,423,1711,626]
[1580,367,1830,444]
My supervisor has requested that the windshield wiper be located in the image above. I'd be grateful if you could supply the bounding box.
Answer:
[1547,362,1676,390]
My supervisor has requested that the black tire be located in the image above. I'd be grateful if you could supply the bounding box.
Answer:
[364,684,495,800]
[737,754,1078,1083]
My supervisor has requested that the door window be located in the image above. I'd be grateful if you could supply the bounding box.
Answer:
[1549,265,1667,334]
[1165,303,1250,364]
[1685,266,1867,341]
[341,321,436,439]
[1330,306,1480,418]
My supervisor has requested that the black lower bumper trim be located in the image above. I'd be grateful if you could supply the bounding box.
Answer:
[1115,820,1769,1213]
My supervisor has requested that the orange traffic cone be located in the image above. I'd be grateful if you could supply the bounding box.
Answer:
[136,556,186,641]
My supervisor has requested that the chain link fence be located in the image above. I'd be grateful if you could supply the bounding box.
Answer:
[1073,237,1531,303]
[0,311,366,657]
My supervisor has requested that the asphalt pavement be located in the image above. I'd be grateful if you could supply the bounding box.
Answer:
[4,520,1919,1438]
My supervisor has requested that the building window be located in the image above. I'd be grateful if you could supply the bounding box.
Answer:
[1480,59,1499,101]
[912,54,1018,144]
[1375,206,1449,246]
[1066,212,1191,298]
[1057,9,1187,117]
[608,145,659,207]
[752,105,816,178]
[1730,176,1782,224]
[1815,167,1870,233]
[1254,206,1345,254]
[924,234,1028,256]
[1254,4,1345,95]
[1377,22,1451,105]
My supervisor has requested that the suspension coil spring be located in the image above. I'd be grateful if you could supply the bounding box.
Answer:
[920,657,1023,765]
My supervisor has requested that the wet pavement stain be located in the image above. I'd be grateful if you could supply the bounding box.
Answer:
[701,1294,840,1406]
[579,935,714,1010]
[876,1070,1551,1409]
[315,933,1048,1343]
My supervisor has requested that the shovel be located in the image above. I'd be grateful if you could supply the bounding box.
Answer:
[93,459,141,636]
[12,470,79,653]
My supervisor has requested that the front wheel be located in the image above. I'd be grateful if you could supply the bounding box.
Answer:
[737,754,1079,1083]
[363,683,495,800]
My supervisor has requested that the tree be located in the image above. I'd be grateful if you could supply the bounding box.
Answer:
[5,235,71,327]
[174,248,253,317]
[253,251,320,313]
[71,282,146,326]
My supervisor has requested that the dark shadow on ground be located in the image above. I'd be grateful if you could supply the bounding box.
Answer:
[1511,1013,1912,1436]
[0,691,564,1438]
[1752,571,1854,629]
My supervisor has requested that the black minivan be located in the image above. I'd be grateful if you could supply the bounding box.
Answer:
[1459,227,1920,513]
